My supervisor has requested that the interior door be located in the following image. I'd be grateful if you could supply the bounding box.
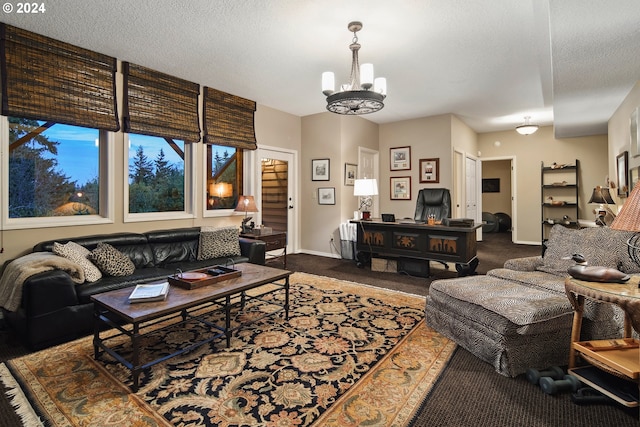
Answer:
[256,148,295,254]
[465,155,482,239]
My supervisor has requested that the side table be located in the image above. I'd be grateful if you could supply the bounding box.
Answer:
[564,276,640,408]
[241,231,287,268]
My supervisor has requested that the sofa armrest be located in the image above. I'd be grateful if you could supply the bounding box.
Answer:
[504,256,544,271]
[239,237,266,265]
[22,270,79,317]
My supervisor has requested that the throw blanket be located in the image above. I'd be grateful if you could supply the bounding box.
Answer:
[0,252,85,312]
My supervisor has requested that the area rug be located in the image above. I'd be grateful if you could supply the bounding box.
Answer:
[0,272,455,426]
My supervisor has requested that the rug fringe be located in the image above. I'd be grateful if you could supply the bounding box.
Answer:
[0,363,44,427]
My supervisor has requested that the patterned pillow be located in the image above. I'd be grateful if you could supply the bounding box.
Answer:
[88,242,135,276]
[197,226,241,260]
[539,225,634,274]
[52,241,103,282]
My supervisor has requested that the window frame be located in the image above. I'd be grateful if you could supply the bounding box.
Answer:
[1,116,115,230]
[203,145,249,218]
[123,133,195,223]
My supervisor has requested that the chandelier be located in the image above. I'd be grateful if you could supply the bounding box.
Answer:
[322,21,386,115]
[515,116,539,135]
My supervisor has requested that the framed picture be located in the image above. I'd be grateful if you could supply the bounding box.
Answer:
[419,158,439,183]
[312,158,330,181]
[630,166,640,192]
[617,151,629,197]
[631,107,640,157]
[390,146,411,171]
[390,176,411,200]
[344,163,357,186]
[482,178,500,193]
[318,187,335,205]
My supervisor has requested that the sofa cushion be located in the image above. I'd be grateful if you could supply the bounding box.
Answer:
[539,225,636,274]
[197,226,241,260]
[88,243,135,277]
[52,241,102,282]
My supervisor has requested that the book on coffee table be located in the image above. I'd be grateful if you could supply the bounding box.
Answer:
[128,282,170,303]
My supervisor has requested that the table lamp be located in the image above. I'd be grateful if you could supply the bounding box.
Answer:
[234,195,258,233]
[610,183,640,268]
[353,178,378,220]
[587,186,616,225]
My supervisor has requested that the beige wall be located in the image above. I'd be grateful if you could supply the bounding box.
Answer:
[609,81,640,189]
[379,114,454,218]
[0,104,301,261]
[478,126,608,244]
[300,113,378,257]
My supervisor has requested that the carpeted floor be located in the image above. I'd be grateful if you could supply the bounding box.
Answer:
[1,232,638,426]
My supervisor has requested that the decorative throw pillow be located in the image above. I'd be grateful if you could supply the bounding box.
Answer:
[197,226,241,260]
[539,225,632,274]
[52,241,103,282]
[88,242,135,276]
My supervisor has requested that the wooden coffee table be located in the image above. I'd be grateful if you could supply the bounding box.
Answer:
[91,263,291,391]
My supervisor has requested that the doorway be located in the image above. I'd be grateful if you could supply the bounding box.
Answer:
[480,157,515,242]
[256,147,297,254]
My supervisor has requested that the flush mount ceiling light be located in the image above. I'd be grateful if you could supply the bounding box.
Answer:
[515,116,539,135]
[322,21,386,115]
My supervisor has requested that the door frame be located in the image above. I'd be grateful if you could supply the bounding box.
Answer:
[480,155,517,243]
[251,145,299,255]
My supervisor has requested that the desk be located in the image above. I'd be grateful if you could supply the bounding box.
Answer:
[565,277,640,407]
[351,220,481,276]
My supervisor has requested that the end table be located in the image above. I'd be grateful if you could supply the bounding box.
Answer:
[241,230,287,268]
[564,276,640,408]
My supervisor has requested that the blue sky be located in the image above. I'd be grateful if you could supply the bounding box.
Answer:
[41,124,184,186]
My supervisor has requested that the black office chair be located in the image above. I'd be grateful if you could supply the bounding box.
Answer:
[414,188,451,223]
[413,188,452,272]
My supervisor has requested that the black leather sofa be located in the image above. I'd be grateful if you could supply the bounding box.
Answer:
[1,227,266,350]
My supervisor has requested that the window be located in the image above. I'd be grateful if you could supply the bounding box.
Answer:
[127,134,187,214]
[7,117,105,220]
[206,145,242,211]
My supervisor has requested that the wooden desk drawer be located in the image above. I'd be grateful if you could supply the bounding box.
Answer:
[264,238,285,251]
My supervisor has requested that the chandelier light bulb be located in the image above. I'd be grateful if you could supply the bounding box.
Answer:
[360,63,374,89]
[322,72,335,96]
[374,77,387,96]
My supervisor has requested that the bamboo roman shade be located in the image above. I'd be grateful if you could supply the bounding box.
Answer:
[203,87,257,150]
[0,23,119,131]
[123,62,201,142]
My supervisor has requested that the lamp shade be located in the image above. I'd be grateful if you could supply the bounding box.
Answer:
[234,195,258,213]
[588,186,615,204]
[353,179,379,196]
[611,184,640,231]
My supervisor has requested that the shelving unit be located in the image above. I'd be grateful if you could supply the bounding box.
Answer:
[541,159,579,242]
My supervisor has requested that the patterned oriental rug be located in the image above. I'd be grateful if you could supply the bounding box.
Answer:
[0,272,455,427]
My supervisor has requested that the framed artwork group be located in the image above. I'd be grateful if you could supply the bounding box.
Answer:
[312,148,443,203]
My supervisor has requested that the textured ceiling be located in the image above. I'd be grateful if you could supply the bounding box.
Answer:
[2,0,639,137]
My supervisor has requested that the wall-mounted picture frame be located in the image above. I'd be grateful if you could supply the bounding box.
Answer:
[390,176,411,200]
[344,163,357,186]
[630,166,640,192]
[419,158,439,183]
[318,187,335,205]
[617,151,629,197]
[631,107,640,157]
[482,178,500,193]
[390,146,411,171]
[312,158,330,181]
